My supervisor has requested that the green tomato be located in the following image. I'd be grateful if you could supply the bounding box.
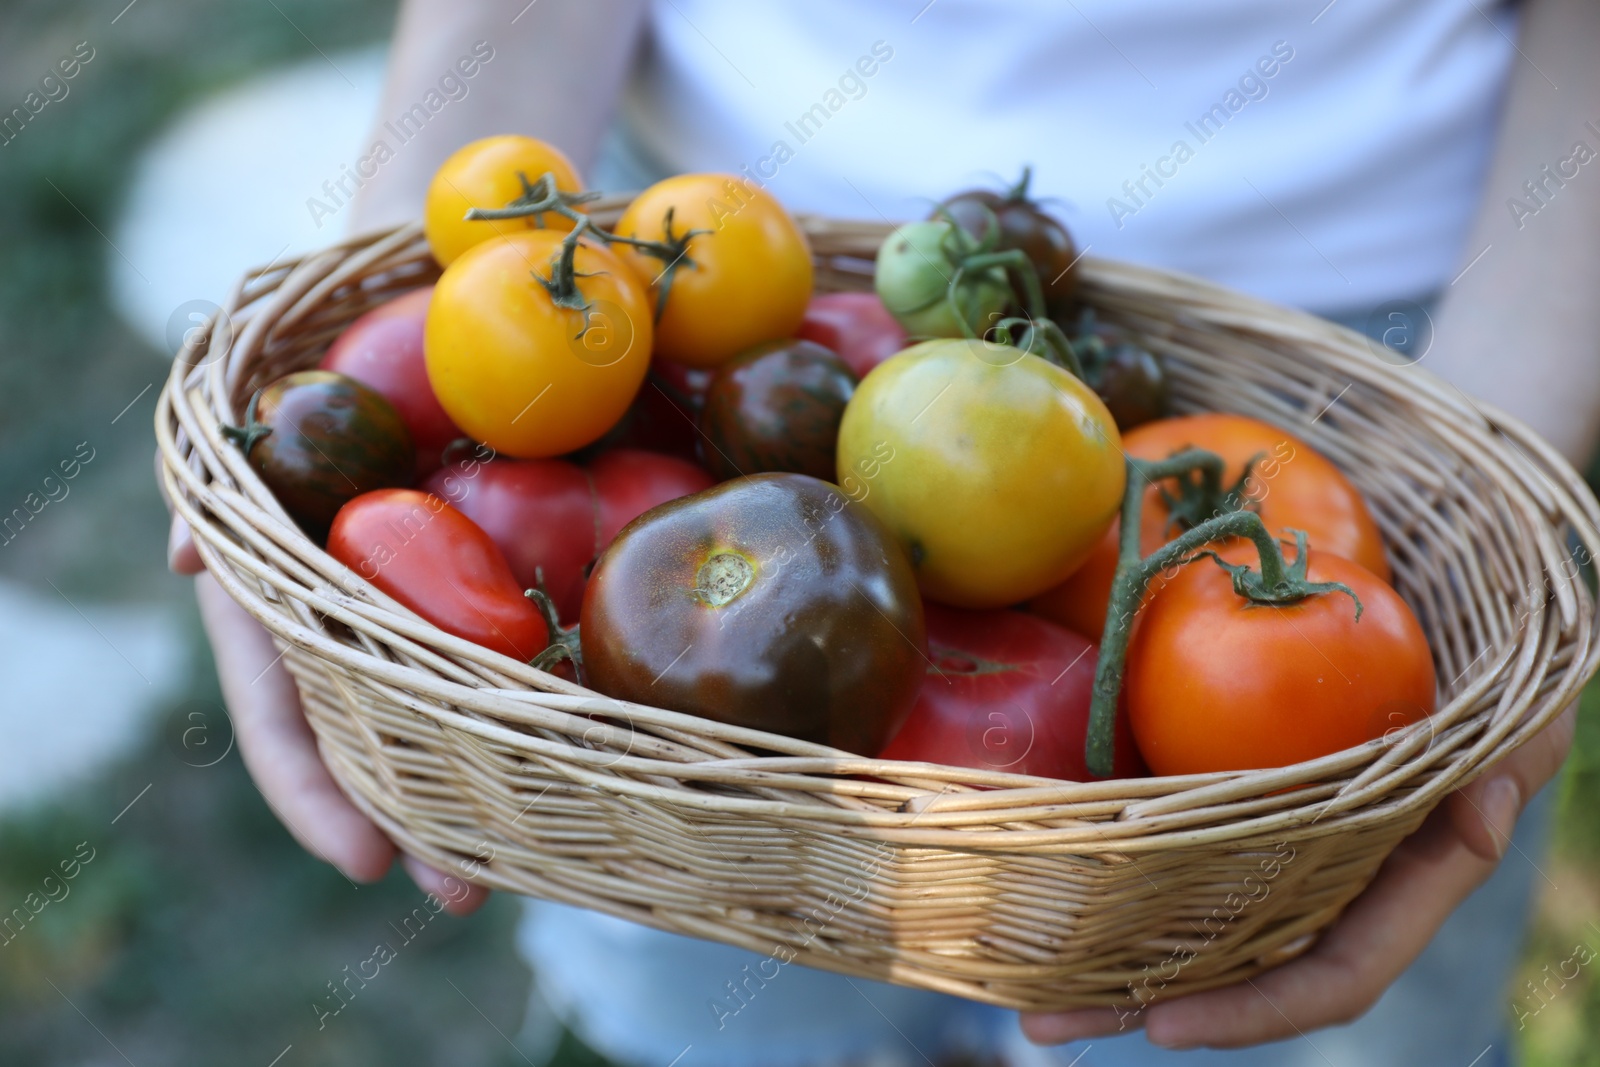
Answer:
[873,221,1011,340]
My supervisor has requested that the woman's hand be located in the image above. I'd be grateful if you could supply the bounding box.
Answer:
[171,515,488,915]
[1021,704,1574,1049]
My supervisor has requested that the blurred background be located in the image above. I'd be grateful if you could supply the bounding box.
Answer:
[0,1,1596,1064]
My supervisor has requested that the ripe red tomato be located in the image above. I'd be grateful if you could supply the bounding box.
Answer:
[421,447,713,622]
[328,489,550,662]
[587,359,713,461]
[1126,545,1435,776]
[1031,413,1390,641]
[880,605,1144,780]
[320,287,462,475]
[795,292,908,380]
[588,448,715,543]
[421,457,596,622]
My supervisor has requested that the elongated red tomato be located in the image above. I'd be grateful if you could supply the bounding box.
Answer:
[879,605,1144,780]
[328,489,549,662]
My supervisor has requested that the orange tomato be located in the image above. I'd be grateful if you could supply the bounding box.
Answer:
[424,135,584,267]
[424,231,652,458]
[1029,413,1390,640]
[1126,545,1434,775]
[612,174,813,368]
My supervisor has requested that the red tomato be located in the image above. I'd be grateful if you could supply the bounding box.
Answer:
[1126,545,1435,776]
[589,448,715,543]
[328,489,549,661]
[796,292,908,380]
[588,359,713,461]
[420,447,714,622]
[319,287,461,476]
[421,457,597,622]
[880,605,1144,779]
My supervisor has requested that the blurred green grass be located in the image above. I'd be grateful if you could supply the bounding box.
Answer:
[0,0,1595,1063]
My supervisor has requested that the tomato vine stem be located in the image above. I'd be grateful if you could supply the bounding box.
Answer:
[1084,451,1362,777]
[462,170,703,323]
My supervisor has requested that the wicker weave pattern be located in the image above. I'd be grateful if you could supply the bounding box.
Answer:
[156,200,1600,1010]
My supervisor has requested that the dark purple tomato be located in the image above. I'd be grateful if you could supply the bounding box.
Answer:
[226,370,414,538]
[697,340,857,482]
[1094,340,1169,430]
[580,473,925,755]
[936,172,1079,321]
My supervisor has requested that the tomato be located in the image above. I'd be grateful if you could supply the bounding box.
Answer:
[580,473,925,754]
[1030,413,1390,640]
[697,339,856,482]
[612,174,813,368]
[225,370,414,539]
[422,455,595,621]
[875,220,1010,339]
[425,230,652,458]
[319,287,461,475]
[1126,545,1434,775]
[795,291,907,379]
[938,171,1079,321]
[421,447,712,623]
[879,605,1144,780]
[836,338,1124,608]
[328,489,550,662]
[587,359,712,461]
[423,135,584,267]
[588,448,714,544]
[1089,340,1169,431]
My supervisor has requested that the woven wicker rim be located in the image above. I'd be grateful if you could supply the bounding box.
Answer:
[156,197,1600,855]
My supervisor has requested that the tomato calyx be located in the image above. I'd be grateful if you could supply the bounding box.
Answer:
[1084,450,1364,776]
[1191,529,1363,617]
[220,388,273,455]
[463,170,699,321]
[919,207,1087,379]
[1151,444,1262,535]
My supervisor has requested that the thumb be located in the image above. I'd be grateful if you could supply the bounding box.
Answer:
[1448,702,1575,862]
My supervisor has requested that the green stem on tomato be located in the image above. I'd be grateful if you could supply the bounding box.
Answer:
[464,170,697,322]
[220,388,273,455]
[1083,451,1362,777]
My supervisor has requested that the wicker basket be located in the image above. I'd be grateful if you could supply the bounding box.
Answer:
[157,196,1600,1012]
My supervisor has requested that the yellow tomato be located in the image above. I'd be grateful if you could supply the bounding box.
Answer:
[424,231,652,457]
[424,135,584,267]
[612,174,813,368]
[836,338,1125,608]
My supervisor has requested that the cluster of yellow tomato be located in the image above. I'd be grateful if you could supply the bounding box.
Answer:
[420,134,814,458]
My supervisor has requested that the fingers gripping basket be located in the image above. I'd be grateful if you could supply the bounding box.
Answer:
[157,198,1600,1011]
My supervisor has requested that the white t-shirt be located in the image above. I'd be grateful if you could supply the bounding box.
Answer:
[620,0,1517,314]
